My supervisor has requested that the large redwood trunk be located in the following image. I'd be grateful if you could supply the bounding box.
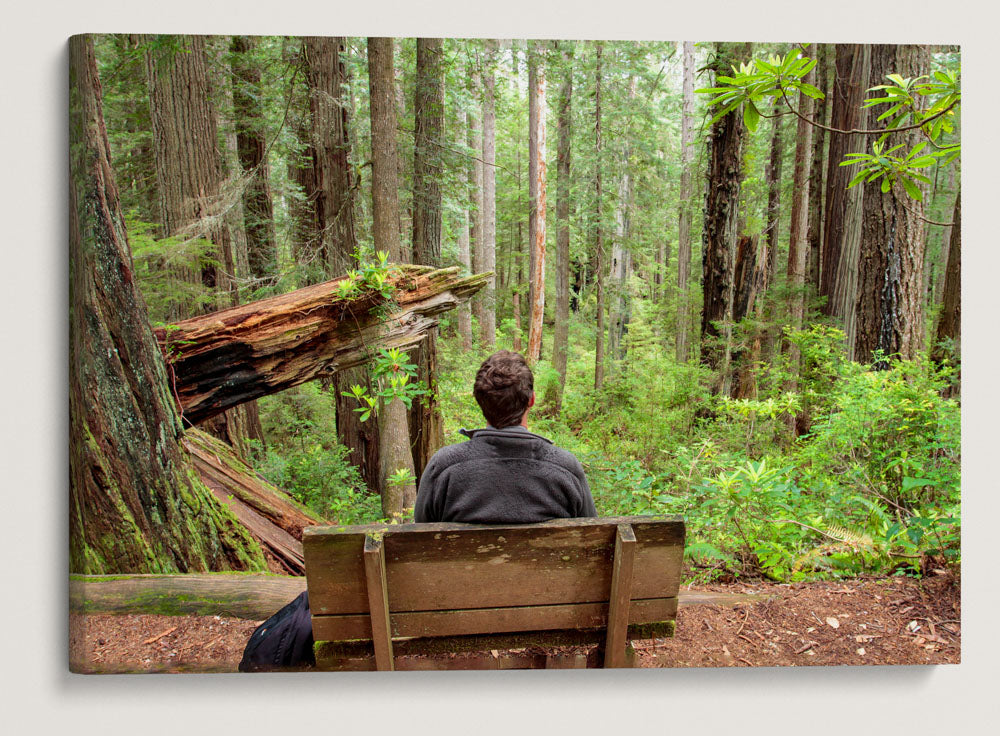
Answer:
[303,36,357,277]
[853,45,930,366]
[69,34,265,575]
[409,38,448,477]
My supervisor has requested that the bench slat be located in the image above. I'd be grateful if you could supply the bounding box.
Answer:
[310,596,678,641]
[304,517,683,615]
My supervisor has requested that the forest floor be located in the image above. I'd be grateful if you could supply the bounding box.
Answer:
[69,572,959,673]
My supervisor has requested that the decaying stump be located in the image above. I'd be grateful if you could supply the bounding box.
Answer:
[154,265,489,425]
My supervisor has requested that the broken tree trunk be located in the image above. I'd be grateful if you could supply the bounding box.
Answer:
[183,428,325,575]
[154,265,489,425]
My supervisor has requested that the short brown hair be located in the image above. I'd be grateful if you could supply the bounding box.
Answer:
[473,351,534,428]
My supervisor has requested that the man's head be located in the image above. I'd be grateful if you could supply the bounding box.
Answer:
[473,351,535,429]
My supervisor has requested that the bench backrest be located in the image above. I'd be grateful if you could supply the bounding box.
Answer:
[303,515,685,669]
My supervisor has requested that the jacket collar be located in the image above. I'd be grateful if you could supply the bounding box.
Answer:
[458,426,554,444]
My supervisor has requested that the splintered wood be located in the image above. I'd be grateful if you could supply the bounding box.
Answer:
[154,265,489,424]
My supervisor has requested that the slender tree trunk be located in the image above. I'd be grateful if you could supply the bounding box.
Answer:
[456,105,474,350]
[760,97,784,364]
[675,41,695,364]
[821,44,871,332]
[608,75,636,364]
[806,43,829,294]
[783,67,816,400]
[231,35,278,284]
[368,38,404,263]
[412,38,445,266]
[701,43,751,392]
[528,46,538,339]
[553,41,573,406]
[468,64,485,337]
[933,189,961,379]
[368,37,416,517]
[481,39,498,348]
[593,42,606,389]
[527,44,547,365]
[69,34,265,574]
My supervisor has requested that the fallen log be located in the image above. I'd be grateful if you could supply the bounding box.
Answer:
[183,428,326,575]
[70,574,765,620]
[69,574,307,619]
[154,265,489,424]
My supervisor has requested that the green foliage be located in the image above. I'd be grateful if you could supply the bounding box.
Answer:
[250,383,384,525]
[696,47,961,200]
[341,347,428,421]
[125,213,219,322]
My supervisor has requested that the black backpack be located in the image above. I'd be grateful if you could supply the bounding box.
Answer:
[239,591,315,672]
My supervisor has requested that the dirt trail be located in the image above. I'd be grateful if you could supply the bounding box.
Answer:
[69,573,959,673]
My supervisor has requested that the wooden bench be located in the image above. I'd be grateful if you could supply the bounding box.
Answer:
[303,515,685,670]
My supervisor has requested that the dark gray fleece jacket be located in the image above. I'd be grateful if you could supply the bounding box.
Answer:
[413,425,597,524]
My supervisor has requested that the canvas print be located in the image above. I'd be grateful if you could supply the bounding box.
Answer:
[68,34,961,673]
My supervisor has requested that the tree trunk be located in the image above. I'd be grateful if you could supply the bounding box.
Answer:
[933,189,961,379]
[456,105,474,350]
[527,45,547,365]
[593,42,606,389]
[730,235,770,399]
[853,44,930,366]
[231,35,278,284]
[608,75,637,364]
[821,44,871,330]
[760,97,784,364]
[675,41,695,364]
[700,43,750,390]
[408,38,448,479]
[806,43,830,294]
[144,34,236,312]
[468,64,485,339]
[144,34,257,454]
[368,37,417,518]
[553,41,573,406]
[302,36,357,277]
[367,38,404,263]
[69,34,266,574]
[412,38,445,266]
[481,39,498,348]
[783,66,815,390]
[154,265,489,423]
[528,47,539,338]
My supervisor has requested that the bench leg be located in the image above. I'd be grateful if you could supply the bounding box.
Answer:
[363,533,395,671]
[604,524,637,668]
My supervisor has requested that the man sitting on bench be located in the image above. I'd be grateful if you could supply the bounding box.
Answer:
[414,350,597,524]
